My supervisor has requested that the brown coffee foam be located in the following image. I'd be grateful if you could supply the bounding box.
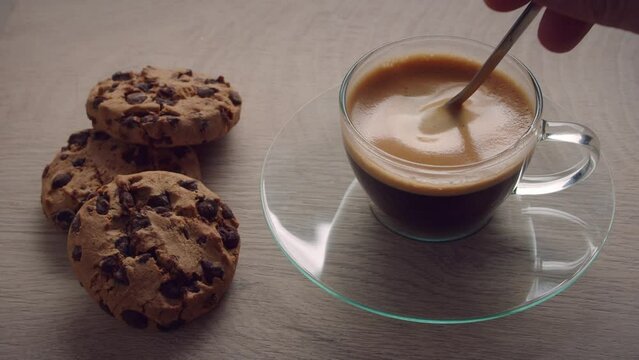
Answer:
[343,54,535,196]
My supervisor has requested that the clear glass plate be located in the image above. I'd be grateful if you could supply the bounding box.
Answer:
[260,87,615,324]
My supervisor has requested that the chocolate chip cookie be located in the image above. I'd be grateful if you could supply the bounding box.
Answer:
[41,129,201,230]
[67,171,240,330]
[86,66,242,147]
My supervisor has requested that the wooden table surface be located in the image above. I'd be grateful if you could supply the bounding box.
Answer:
[1,1,638,359]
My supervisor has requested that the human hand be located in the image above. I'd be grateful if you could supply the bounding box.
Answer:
[484,0,639,52]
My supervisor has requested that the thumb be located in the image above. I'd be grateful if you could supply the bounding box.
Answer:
[534,0,639,33]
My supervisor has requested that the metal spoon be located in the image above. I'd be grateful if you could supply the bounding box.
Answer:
[446,3,542,107]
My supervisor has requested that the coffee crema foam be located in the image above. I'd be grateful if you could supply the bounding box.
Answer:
[344,54,536,195]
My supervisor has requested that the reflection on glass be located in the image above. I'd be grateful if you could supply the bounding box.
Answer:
[524,206,597,301]
[265,179,361,278]
[525,206,596,272]
[265,210,327,278]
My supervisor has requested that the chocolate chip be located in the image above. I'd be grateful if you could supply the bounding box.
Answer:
[184,69,193,76]
[196,235,207,245]
[181,227,189,239]
[178,179,198,191]
[53,210,75,230]
[172,147,190,159]
[119,189,135,208]
[121,310,148,329]
[115,236,135,257]
[218,226,240,249]
[217,75,225,83]
[83,191,97,202]
[167,117,180,127]
[200,260,224,284]
[71,246,82,261]
[140,114,157,124]
[130,214,150,232]
[157,319,185,332]
[100,256,129,285]
[52,173,72,189]
[126,92,147,104]
[59,153,69,160]
[92,131,111,141]
[70,215,81,233]
[155,97,177,106]
[197,87,217,97]
[221,203,234,219]
[154,206,171,215]
[110,83,119,90]
[122,146,150,167]
[68,130,91,148]
[95,195,110,215]
[204,293,218,308]
[111,71,132,81]
[196,199,218,221]
[160,270,197,300]
[187,273,201,293]
[220,106,232,122]
[198,118,209,133]
[137,253,153,263]
[204,78,218,84]
[99,301,114,317]
[147,194,169,208]
[136,82,153,92]
[121,116,138,129]
[229,90,242,105]
[42,165,49,178]
[155,86,177,106]
[160,278,184,299]
[158,86,175,98]
[92,96,106,109]
[71,158,86,167]
[113,267,129,285]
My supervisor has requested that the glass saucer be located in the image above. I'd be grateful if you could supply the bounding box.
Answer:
[260,87,615,324]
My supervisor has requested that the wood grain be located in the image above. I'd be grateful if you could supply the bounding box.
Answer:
[1,1,638,359]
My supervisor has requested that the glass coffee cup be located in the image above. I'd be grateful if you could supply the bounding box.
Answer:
[339,36,599,241]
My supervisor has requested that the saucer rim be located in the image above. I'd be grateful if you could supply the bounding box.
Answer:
[260,86,616,324]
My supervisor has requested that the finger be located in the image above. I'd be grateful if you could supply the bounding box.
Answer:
[534,0,639,33]
[538,9,594,52]
[484,0,530,12]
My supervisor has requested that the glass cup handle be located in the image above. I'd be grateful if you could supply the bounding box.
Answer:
[515,120,600,195]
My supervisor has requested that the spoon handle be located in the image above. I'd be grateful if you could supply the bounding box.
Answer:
[447,2,542,107]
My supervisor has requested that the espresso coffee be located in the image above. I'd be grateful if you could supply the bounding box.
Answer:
[343,54,535,239]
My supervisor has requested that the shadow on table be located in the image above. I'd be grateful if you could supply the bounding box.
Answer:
[56,289,235,359]
[34,209,74,276]
[192,131,235,179]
